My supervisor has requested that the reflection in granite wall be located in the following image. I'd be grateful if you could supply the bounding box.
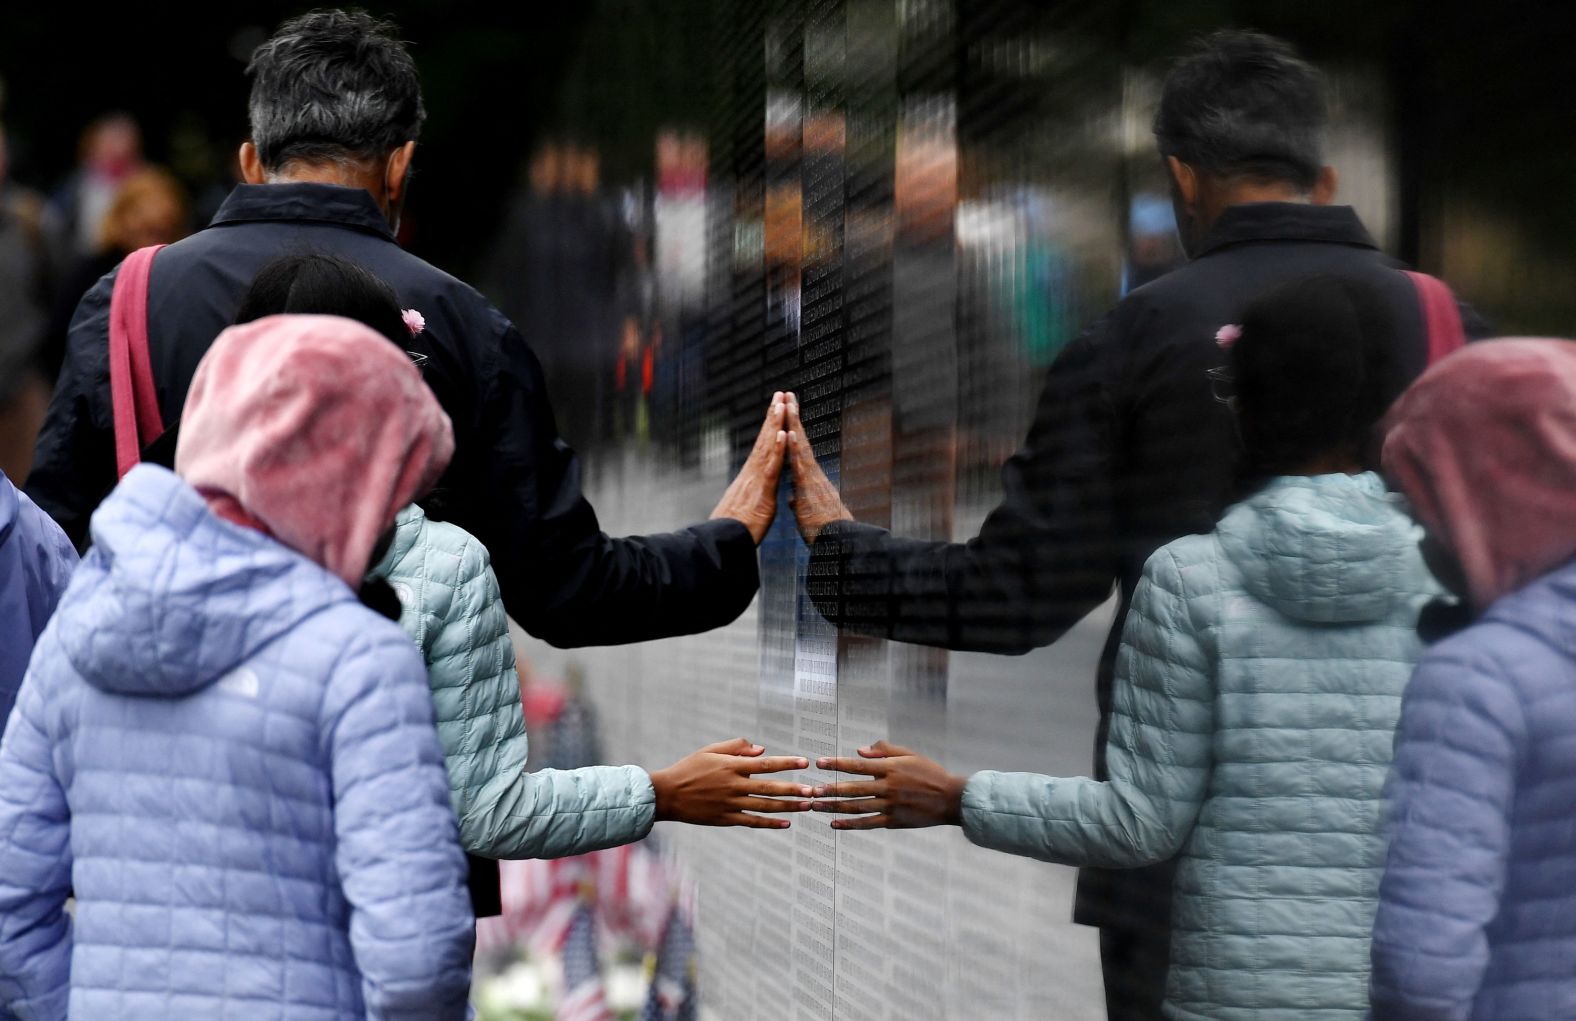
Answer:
[487,2,1397,1017]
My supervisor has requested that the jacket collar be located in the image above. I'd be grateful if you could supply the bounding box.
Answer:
[208,183,396,240]
[1192,202,1377,259]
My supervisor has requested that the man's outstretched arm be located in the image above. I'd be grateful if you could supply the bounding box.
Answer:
[460,324,785,648]
[791,320,1121,655]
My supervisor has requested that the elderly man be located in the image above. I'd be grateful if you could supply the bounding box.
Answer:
[790,30,1485,1020]
[29,9,783,650]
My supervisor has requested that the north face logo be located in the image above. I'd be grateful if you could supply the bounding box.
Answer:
[215,667,260,699]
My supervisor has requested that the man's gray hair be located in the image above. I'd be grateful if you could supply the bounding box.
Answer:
[247,8,425,173]
[1153,30,1327,190]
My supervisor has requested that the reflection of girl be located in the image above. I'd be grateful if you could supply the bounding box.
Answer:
[816,275,1440,1020]
[1369,339,1576,1020]
[233,255,813,872]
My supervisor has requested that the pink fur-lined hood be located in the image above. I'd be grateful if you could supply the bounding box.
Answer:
[1382,338,1576,611]
[175,313,454,587]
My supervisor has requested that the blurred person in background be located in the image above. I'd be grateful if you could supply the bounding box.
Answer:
[29,8,787,650]
[49,113,143,257]
[646,128,710,450]
[0,130,67,481]
[1370,339,1576,1021]
[0,129,66,339]
[37,166,189,383]
[786,29,1486,1019]
[813,275,1441,1021]
[0,344,49,485]
[0,315,474,1021]
[482,138,635,449]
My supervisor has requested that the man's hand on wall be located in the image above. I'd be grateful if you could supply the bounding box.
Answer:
[710,392,788,544]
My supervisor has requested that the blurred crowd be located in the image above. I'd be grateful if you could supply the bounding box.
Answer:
[0,112,205,482]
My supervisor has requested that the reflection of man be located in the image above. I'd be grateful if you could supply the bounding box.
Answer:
[789,30,1481,1020]
[31,9,785,650]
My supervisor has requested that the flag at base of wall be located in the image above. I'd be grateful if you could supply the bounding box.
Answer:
[557,899,612,1021]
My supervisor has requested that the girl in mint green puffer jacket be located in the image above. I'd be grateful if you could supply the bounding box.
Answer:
[369,504,655,859]
[814,275,1444,1019]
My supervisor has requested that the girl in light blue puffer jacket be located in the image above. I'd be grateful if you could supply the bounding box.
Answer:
[233,255,813,877]
[813,275,1441,1020]
[0,315,474,1021]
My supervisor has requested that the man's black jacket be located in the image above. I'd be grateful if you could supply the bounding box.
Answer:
[808,201,1487,931]
[28,184,759,648]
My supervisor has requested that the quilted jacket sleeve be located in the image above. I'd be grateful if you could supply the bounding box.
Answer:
[467,762,656,860]
[1369,640,1525,1021]
[0,671,73,1021]
[387,519,657,860]
[414,522,530,846]
[442,535,656,859]
[444,553,657,858]
[960,546,1214,866]
[320,628,475,1021]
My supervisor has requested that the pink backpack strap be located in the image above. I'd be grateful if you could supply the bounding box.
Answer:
[1404,270,1466,367]
[108,244,167,480]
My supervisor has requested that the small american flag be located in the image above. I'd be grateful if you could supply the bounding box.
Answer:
[557,899,611,1021]
[639,909,697,1021]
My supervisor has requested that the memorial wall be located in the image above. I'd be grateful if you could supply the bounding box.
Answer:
[489,2,1396,1015]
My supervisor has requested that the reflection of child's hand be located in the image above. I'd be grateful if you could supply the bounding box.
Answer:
[811,741,967,830]
[650,738,812,829]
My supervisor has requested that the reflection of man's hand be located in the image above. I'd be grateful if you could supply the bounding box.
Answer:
[786,399,853,544]
[709,393,788,545]
[810,741,967,830]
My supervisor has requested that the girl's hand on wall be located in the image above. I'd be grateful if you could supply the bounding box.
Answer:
[651,738,812,828]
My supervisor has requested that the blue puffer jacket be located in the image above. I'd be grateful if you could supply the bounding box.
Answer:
[962,472,1438,1020]
[1370,560,1576,1020]
[0,470,77,740]
[368,504,655,859]
[0,474,77,1021]
[0,466,474,1021]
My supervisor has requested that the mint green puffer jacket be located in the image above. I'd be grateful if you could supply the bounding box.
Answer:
[370,505,655,859]
[961,473,1439,1020]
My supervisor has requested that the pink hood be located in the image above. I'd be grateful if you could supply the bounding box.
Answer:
[175,314,454,587]
[1382,338,1576,610]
